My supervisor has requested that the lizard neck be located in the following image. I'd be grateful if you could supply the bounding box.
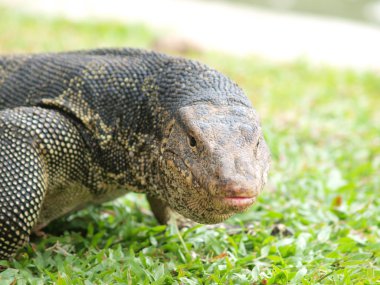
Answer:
[80,97,170,197]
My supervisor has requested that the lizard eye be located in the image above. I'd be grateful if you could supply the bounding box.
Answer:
[188,135,197,148]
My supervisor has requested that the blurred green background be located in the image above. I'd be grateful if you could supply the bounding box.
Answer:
[215,0,380,25]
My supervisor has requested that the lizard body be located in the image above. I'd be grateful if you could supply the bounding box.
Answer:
[0,48,270,259]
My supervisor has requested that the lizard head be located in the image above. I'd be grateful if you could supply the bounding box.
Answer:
[159,103,270,224]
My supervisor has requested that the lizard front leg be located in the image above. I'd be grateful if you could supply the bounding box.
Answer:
[0,116,47,259]
[146,195,172,224]
[147,195,197,228]
[0,107,90,260]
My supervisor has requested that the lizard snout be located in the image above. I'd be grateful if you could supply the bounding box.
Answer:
[212,154,260,197]
[209,156,262,211]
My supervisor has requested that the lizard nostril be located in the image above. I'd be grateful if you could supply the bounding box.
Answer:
[217,178,257,198]
[225,187,256,198]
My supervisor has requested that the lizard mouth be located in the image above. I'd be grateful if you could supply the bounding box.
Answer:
[165,150,256,216]
[221,196,256,211]
[219,185,258,211]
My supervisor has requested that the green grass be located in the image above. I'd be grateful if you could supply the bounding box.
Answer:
[0,6,379,285]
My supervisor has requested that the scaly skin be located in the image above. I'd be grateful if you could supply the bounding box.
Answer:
[0,48,270,259]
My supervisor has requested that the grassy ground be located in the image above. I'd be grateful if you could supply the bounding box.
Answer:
[0,6,379,285]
